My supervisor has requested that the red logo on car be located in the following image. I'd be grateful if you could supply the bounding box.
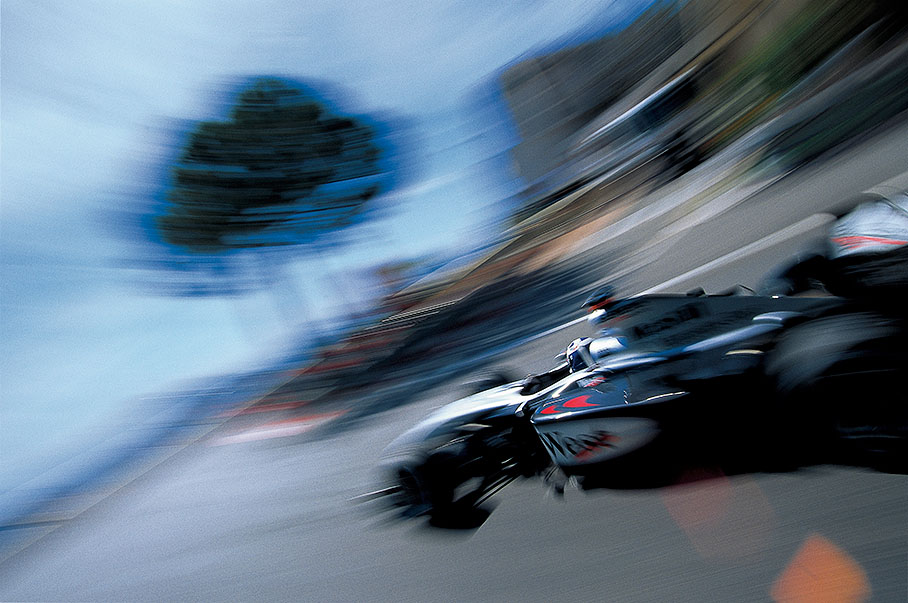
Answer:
[540,395,598,414]
[564,395,596,408]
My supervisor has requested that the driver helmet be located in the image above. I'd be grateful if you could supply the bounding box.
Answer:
[828,192,908,259]
[583,285,616,328]
[566,337,594,372]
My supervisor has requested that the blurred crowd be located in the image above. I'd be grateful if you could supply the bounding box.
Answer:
[255,0,908,416]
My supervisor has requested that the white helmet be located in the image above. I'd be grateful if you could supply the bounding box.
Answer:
[566,337,594,372]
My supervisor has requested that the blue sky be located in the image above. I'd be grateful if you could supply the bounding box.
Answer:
[1,0,648,491]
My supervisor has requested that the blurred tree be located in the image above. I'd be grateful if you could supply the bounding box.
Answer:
[157,77,389,259]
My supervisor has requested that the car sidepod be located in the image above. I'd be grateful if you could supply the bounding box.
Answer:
[530,374,689,474]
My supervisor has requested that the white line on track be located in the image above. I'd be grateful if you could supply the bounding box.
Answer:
[638,213,834,294]
[535,213,835,342]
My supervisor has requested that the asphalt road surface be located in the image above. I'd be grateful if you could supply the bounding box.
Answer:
[2,125,907,601]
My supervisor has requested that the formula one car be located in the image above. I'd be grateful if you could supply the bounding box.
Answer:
[371,292,906,528]
[366,195,908,529]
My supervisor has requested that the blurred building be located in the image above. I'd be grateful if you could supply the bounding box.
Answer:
[499,0,825,201]
[500,1,689,187]
[498,0,905,226]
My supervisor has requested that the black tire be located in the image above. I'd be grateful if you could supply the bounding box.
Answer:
[765,313,907,466]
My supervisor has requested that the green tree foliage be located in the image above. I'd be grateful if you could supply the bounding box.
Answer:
[157,78,387,254]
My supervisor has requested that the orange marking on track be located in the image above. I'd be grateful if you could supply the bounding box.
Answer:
[662,470,775,560]
[261,411,348,427]
[209,410,347,446]
[771,534,870,603]
[217,400,311,418]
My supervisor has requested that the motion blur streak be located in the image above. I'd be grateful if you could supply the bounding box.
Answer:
[2,0,907,600]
